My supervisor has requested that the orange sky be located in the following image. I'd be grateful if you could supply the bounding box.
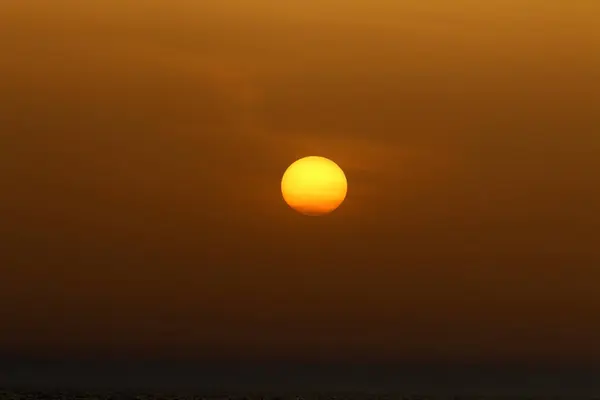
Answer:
[1,1,600,366]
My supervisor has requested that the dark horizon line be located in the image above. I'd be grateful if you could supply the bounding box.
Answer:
[2,355,600,396]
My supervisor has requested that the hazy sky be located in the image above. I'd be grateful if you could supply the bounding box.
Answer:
[1,0,600,369]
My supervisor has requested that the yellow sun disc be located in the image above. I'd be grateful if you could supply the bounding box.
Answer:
[281,156,348,216]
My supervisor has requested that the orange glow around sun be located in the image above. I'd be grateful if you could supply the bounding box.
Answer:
[281,156,348,216]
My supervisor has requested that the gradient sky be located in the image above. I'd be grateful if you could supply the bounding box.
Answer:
[1,0,600,373]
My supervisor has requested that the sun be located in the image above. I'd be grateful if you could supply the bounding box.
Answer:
[281,156,348,216]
